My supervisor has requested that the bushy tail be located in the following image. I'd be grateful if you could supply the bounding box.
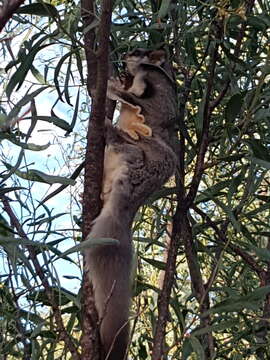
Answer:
[85,207,132,360]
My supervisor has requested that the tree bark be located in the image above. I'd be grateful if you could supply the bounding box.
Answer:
[0,0,26,32]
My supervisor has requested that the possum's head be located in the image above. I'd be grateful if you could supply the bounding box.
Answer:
[125,48,166,75]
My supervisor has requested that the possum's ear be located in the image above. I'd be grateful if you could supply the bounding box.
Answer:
[148,49,167,66]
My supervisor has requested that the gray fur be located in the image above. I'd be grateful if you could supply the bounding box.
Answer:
[85,59,177,360]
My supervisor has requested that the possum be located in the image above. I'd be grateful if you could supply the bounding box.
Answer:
[85,48,177,360]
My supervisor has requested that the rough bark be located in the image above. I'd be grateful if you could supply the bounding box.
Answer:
[0,0,26,32]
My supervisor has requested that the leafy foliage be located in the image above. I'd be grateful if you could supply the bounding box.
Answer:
[0,0,270,359]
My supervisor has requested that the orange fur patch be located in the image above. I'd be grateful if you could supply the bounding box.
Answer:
[118,102,152,140]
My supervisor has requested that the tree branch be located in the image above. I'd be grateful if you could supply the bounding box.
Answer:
[151,72,192,359]
[151,204,184,360]
[0,0,26,32]
[185,35,220,208]
[80,0,114,359]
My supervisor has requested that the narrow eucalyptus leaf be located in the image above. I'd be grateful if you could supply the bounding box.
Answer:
[189,336,205,360]
[1,133,50,151]
[246,139,270,162]
[34,115,72,131]
[141,256,166,270]
[61,237,119,257]
[225,93,244,122]
[4,163,75,185]
[0,186,25,195]
[7,87,49,120]
[16,3,58,17]
[205,286,270,315]
[158,0,171,19]
[192,320,238,336]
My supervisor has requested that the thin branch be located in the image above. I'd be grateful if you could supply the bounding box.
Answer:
[182,214,215,358]
[151,36,213,355]
[151,204,184,360]
[151,70,192,359]
[0,0,26,32]
[1,195,81,360]
[185,34,220,208]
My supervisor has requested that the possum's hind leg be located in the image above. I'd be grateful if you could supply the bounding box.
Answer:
[101,145,128,206]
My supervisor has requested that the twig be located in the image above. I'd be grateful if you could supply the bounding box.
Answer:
[99,280,116,326]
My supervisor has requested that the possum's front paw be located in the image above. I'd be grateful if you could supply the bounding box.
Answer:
[108,77,124,91]
[107,77,124,101]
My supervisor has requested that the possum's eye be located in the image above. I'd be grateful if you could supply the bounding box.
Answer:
[132,50,141,57]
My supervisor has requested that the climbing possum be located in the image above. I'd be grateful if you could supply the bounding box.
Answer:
[85,49,177,360]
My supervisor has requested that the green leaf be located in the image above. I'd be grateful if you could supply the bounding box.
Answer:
[246,139,270,162]
[158,0,171,19]
[37,162,84,207]
[6,47,49,98]
[0,133,50,151]
[205,286,270,315]
[65,87,80,135]
[213,198,242,232]
[61,237,119,257]
[0,186,25,195]
[195,180,231,204]
[145,187,176,204]
[0,235,46,247]
[18,309,44,325]
[6,31,57,98]
[182,337,193,359]
[6,87,48,121]
[16,3,58,17]
[227,168,246,205]
[185,33,198,66]
[4,163,76,185]
[141,257,166,270]
[3,241,36,278]
[245,201,270,217]
[30,65,47,85]
[34,115,72,132]
[251,157,270,170]
[192,320,238,336]
[64,55,72,105]
[218,154,245,162]
[54,49,78,101]
[27,213,67,226]
[27,287,77,307]
[225,93,244,122]
[239,242,270,262]
[189,336,205,360]
[247,15,268,31]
